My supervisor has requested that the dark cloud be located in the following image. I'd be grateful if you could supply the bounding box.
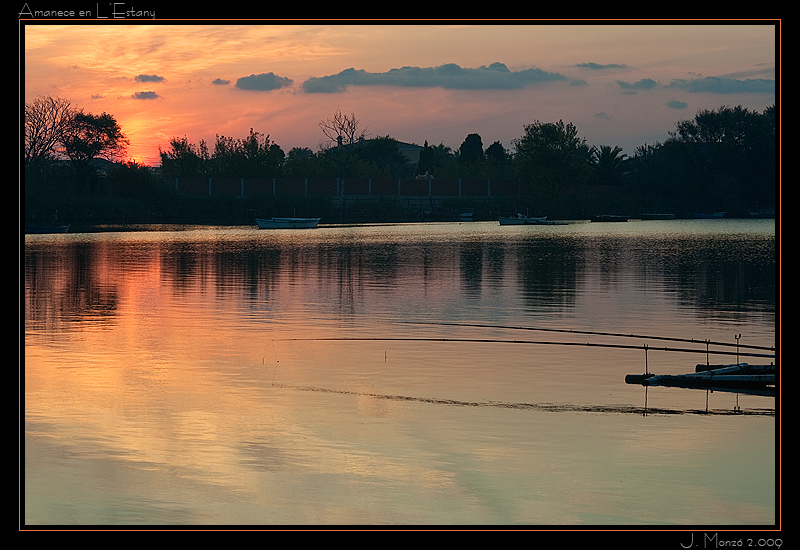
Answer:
[135,74,165,83]
[235,72,293,91]
[666,100,688,109]
[132,91,160,99]
[212,78,231,85]
[666,76,774,94]
[616,76,774,95]
[575,62,628,70]
[302,62,568,93]
[616,78,659,92]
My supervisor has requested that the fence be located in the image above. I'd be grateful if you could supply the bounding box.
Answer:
[174,176,528,199]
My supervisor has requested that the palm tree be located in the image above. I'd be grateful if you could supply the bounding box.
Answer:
[590,145,628,185]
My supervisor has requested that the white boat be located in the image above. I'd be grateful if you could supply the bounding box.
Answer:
[498,214,548,225]
[458,209,474,221]
[256,217,320,229]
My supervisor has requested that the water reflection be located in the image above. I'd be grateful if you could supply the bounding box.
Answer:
[25,221,775,331]
[23,220,777,526]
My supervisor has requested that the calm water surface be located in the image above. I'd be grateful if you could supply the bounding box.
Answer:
[23,219,777,526]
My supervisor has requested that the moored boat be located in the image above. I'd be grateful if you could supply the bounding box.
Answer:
[749,207,774,218]
[256,217,320,229]
[499,214,548,225]
[458,209,474,221]
[638,211,675,220]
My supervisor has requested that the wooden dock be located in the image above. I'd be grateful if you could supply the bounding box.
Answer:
[625,363,776,396]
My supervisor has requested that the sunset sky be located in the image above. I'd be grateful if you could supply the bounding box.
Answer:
[22,21,778,166]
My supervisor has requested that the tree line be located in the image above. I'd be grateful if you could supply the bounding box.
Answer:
[24,99,775,224]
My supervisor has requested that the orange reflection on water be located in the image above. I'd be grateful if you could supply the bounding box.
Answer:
[24,223,776,525]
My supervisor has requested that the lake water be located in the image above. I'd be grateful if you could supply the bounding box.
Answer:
[23,219,777,528]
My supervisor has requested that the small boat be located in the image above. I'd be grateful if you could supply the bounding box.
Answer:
[25,225,70,234]
[638,211,675,220]
[749,207,774,218]
[499,214,548,225]
[256,217,320,229]
[458,209,474,221]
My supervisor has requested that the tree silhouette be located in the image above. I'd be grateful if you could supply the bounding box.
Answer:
[459,133,484,165]
[61,110,128,194]
[513,119,591,198]
[159,136,208,179]
[417,141,456,178]
[24,95,73,167]
[357,136,409,178]
[210,128,284,178]
[590,145,628,185]
[319,109,367,149]
[319,110,367,184]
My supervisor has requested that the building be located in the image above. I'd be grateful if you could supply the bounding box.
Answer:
[395,141,423,166]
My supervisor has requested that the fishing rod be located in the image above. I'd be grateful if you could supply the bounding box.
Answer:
[277,337,776,359]
[397,321,776,352]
